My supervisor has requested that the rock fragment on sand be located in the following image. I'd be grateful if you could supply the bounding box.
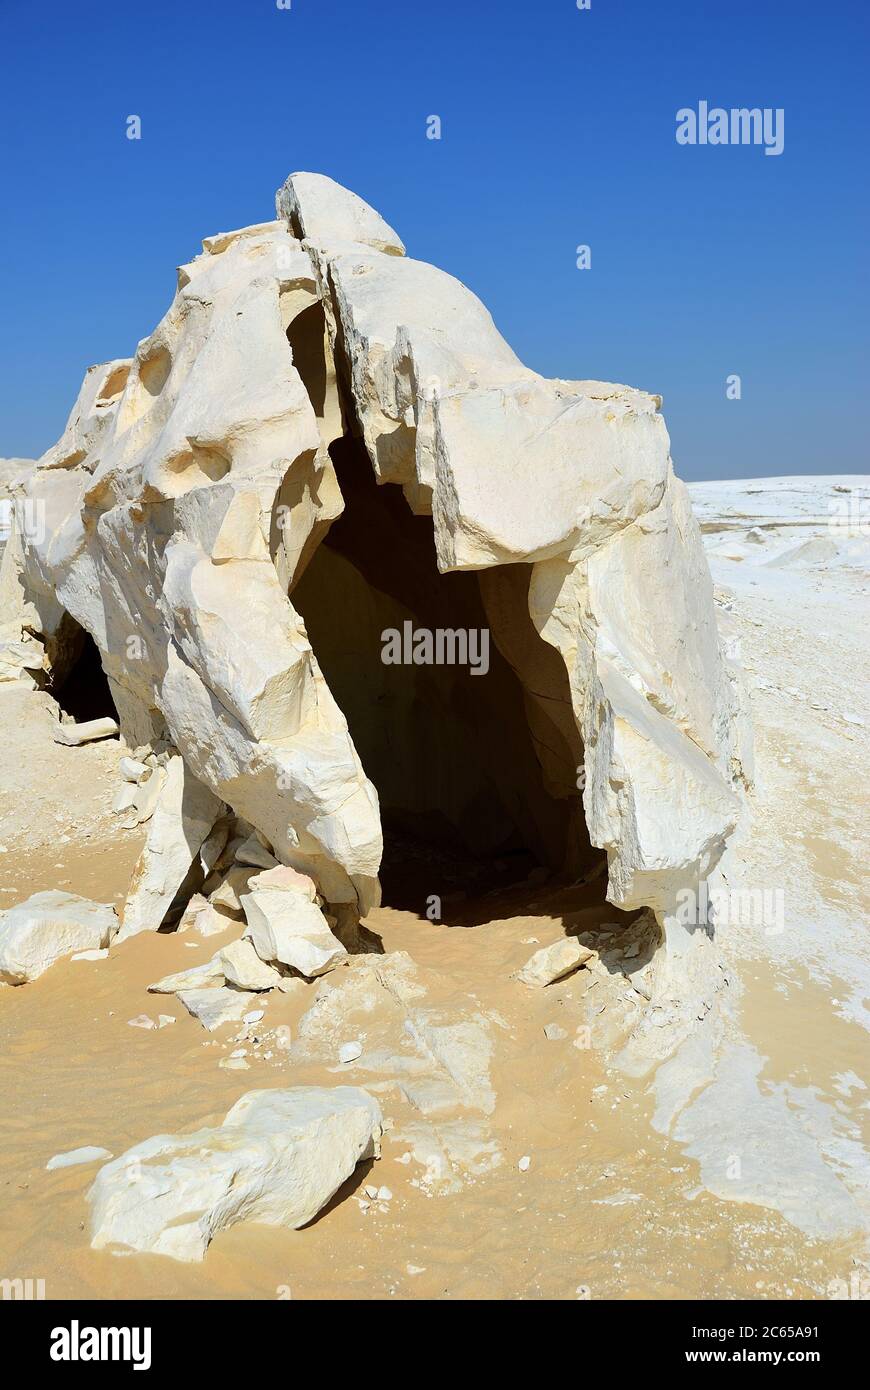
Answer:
[242,869,346,979]
[219,937,283,991]
[516,939,594,988]
[339,1040,362,1064]
[46,1146,113,1170]
[0,891,116,984]
[88,1086,383,1261]
[119,756,148,783]
[148,958,226,994]
[176,986,258,1031]
[52,717,119,747]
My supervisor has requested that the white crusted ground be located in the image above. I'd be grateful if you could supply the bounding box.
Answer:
[655,477,870,1245]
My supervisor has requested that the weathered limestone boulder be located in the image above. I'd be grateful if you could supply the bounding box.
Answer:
[88,1085,383,1261]
[241,865,347,979]
[0,892,116,984]
[218,936,284,991]
[517,938,594,988]
[7,171,750,1039]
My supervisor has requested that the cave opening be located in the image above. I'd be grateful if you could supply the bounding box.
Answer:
[49,624,118,724]
[291,435,602,914]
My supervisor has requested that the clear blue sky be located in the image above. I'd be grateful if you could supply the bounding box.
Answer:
[1,0,867,480]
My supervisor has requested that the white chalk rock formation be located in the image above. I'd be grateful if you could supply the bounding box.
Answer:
[6,171,749,1041]
[88,1085,382,1261]
[0,892,116,984]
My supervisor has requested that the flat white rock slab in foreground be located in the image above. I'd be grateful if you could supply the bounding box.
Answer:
[0,891,116,984]
[88,1086,382,1262]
